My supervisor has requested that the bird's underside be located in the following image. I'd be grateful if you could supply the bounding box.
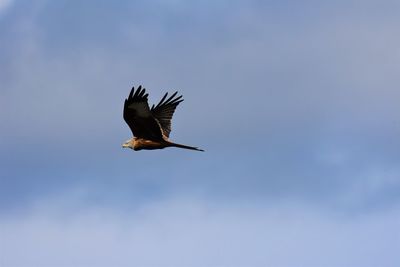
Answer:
[122,86,204,152]
[125,137,203,151]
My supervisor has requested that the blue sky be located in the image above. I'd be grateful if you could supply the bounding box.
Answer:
[1,0,400,266]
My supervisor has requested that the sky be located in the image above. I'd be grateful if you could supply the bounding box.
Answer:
[1,0,400,266]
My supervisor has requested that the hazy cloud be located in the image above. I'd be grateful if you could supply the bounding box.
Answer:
[1,1,400,265]
[1,195,399,267]
[0,0,13,13]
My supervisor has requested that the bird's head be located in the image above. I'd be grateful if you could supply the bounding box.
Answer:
[122,139,134,149]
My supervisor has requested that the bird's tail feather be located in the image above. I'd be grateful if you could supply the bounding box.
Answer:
[169,142,204,152]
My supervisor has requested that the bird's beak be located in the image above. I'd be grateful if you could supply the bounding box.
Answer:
[122,143,128,148]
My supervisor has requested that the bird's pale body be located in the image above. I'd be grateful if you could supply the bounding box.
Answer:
[123,137,168,151]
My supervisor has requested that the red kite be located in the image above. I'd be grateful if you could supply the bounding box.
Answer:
[122,86,204,152]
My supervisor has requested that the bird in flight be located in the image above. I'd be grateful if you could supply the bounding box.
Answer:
[122,85,204,152]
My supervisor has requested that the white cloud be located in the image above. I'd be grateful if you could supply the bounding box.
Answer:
[1,195,399,267]
[0,0,13,13]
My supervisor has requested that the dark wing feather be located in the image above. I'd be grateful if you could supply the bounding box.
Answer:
[151,91,183,138]
[123,86,164,140]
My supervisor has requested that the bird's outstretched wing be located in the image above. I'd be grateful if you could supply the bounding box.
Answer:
[151,91,183,138]
[123,86,164,140]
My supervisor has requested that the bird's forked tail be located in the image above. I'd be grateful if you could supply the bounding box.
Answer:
[169,142,204,152]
